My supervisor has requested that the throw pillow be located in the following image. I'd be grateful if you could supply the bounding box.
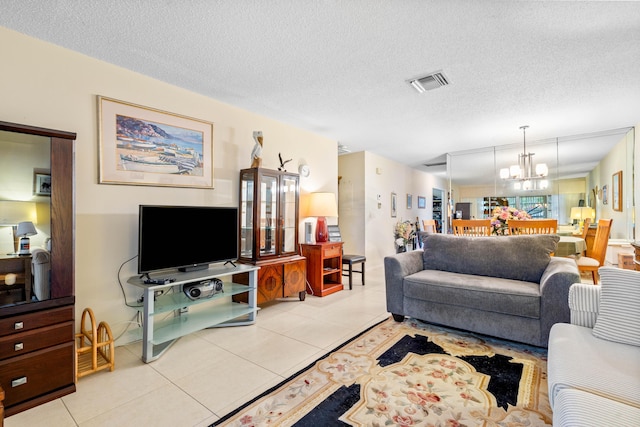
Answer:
[592,267,640,347]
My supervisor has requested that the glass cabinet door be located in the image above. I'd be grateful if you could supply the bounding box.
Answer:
[260,174,278,257]
[239,171,255,259]
[280,174,299,254]
[238,168,300,262]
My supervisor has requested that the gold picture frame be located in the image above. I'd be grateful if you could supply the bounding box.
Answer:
[612,170,622,211]
[98,96,214,188]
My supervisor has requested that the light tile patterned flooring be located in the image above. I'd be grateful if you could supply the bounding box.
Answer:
[6,266,388,427]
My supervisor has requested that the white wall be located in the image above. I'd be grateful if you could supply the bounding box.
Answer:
[338,151,447,269]
[587,128,635,240]
[1,27,338,342]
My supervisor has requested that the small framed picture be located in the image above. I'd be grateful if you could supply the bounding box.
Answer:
[417,196,426,209]
[612,171,622,211]
[602,184,608,205]
[33,169,51,196]
[391,192,397,217]
[406,194,412,209]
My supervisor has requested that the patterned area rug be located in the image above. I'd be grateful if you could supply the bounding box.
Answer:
[212,317,552,426]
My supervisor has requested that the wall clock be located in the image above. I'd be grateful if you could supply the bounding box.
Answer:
[298,164,310,177]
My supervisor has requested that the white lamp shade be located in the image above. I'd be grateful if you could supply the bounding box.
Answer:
[509,165,520,178]
[16,221,37,237]
[570,207,594,220]
[535,163,548,177]
[306,192,338,218]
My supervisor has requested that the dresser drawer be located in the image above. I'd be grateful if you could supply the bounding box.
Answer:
[322,244,341,258]
[0,321,73,361]
[0,306,73,337]
[0,342,74,408]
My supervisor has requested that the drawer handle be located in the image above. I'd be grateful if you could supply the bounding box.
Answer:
[14,342,24,351]
[12,377,27,388]
[14,321,24,330]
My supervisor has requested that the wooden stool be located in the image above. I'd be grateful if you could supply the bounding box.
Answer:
[342,254,366,290]
[75,308,115,379]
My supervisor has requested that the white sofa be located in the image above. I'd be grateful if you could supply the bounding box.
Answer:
[548,267,640,426]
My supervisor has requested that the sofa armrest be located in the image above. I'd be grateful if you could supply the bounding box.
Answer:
[568,283,600,328]
[538,257,581,345]
[384,250,424,316]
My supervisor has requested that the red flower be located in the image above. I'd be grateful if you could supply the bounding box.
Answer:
[239,415,254,426]
[392,414,416,426]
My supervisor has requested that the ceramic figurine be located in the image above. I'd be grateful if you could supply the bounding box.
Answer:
[251,131,263,168]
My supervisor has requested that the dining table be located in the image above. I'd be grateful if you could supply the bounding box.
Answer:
[556,235,587,257]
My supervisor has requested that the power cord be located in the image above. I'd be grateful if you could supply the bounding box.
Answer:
[117,255,143,308]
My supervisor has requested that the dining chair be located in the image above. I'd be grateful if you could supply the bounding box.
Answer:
[452,219,491,236]
[580,217,592,239]
[327,225,365,289]
[508,219,558,235]
[422,219,437,233]
[576,218,613,284]
[579,217,592,256]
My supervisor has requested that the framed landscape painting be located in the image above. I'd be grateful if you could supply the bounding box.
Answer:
[98,96,214,188]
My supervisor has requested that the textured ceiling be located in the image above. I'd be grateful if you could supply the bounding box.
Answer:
[1,1,639,179]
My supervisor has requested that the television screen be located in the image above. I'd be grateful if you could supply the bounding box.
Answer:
[138,205,238,274]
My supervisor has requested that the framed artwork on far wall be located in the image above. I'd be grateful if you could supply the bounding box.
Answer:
[391,192,397,217]
[98,96,214,188]
[406,194,412,209]
[602,184,608,205]
[612,171,622,211]
[417,196,426,209]
[33,169,51,196]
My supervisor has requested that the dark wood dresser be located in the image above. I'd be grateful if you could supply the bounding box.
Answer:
[0,121,76,420]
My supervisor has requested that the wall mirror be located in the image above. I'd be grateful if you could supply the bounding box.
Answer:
[445,127,634,239]
[0,122,75,312]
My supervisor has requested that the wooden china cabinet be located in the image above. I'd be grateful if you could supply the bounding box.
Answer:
[233,168,306,304]
[0,121,76,420]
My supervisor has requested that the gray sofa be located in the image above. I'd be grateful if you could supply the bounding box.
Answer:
[384,233,580,347]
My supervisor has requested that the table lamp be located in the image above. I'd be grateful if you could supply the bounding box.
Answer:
[306,192,338,243]
[17,221,37,255]
[0,201,37,254]
[570,207,594,230]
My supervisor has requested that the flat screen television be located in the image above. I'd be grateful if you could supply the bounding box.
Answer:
[137,205,238,274]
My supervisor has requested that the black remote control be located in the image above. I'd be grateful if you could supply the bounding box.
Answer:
[144,278,175,285]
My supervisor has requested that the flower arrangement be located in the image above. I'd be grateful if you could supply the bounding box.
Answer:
[394,220,416,248]
[490,206,531,235]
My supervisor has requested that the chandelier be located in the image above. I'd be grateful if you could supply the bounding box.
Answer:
[499,125,548,190]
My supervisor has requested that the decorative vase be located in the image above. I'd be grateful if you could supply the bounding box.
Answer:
[396,245,407,254]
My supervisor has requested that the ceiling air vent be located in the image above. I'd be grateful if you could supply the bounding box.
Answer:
[408,71,449,93]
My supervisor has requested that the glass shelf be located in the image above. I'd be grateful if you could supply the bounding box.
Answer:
[151,303,257,344]
[145,283,255,316]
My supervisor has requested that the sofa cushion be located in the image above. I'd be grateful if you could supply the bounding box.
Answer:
[548,323,640,409]
[553,388,640,427]
[592,267,640,347]
[404,270,541,318]
[422,234,558,283]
